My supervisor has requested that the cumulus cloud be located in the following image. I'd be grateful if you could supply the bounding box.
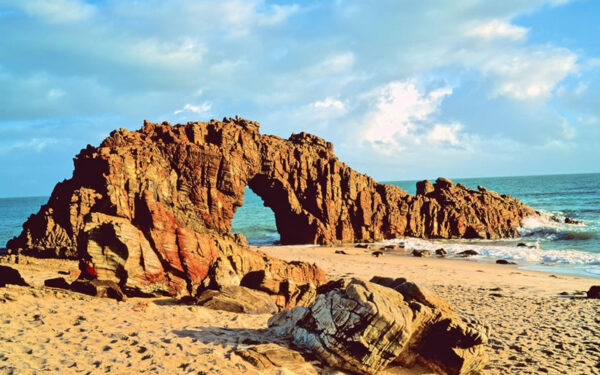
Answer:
[427,124,462,145]
[470,19,528,41]
[479,47,578,99]
[361,80,454,151]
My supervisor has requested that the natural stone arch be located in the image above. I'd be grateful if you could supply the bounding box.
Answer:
[247,173,320,245]
[7,117,535,297]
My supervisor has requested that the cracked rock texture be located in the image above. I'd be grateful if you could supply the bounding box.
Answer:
[7,117,534,298]
[269,278,488,375]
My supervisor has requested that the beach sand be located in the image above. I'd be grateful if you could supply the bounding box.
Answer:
[1,247,599,374]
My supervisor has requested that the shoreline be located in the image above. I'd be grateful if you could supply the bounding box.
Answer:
[247,234,600,281]
[256,244,598,296]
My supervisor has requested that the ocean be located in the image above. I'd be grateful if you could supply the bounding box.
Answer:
[1,173,599,278]
[232,173,600,278]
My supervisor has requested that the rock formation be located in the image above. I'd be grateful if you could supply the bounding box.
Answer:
[0,266,29,287]
[6,117,535,298]
[268,277,488,375]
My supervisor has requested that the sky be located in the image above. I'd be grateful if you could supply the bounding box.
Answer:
[0,0,599,197]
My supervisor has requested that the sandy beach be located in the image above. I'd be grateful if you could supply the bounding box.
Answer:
[1,246,598,375]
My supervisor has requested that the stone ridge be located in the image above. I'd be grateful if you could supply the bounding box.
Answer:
[7,117,535,296]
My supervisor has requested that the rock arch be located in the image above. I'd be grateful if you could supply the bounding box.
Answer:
[7,117,535,297]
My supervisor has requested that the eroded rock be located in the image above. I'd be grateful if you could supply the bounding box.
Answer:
[7,118,535,299]
[269,278,487,375]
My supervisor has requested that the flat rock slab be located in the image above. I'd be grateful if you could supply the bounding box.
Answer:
[196,286,278,314]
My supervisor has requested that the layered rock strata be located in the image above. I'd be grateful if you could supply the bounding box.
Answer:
[268,277,488,375]
[7,117,535,297]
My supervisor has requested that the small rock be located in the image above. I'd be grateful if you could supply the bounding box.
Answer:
[496,259,516,265]
[416,180,435,195]
[565,217,581,224]
[372,251,384,257]
[586,285,600,299]
[334,250,347,255]
[0,266,29,287]
[70,279,127,301]
[412,250,431,257]
[235,344,307,370]
[517,242,527,247]
[369,276,407,290]
[435,248,447,256]
[195,286,278,314]
[44,277,71,289]
[459,250,478,256]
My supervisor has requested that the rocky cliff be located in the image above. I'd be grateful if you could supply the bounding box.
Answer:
[7,117,535,297]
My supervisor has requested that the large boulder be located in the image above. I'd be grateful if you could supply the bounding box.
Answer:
[268,278,487,375]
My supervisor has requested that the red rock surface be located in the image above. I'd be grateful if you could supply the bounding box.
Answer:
[7,117,535,297]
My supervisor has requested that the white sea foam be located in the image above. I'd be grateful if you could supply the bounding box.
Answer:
[381,237,600,265]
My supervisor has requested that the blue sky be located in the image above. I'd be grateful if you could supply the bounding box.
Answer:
[0,0,599,197]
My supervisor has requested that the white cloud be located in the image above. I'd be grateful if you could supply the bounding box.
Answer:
[312,52,355,75]
[174,103,211,115]
[362,80,453,149]
[313,97,344,110]
[476,47,578,100]
[470,19,528,41]
[16,0,95,23]
[427,124,462,145]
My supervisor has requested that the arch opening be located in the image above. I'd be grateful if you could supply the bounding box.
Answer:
[231,186,280,245]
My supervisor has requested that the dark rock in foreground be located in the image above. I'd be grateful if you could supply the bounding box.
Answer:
[269,278,487,375]
[70,279,127,302]
[6,117,535,299]
[587,285,600,299]
[44,277,71,289]
[0,266,29,287]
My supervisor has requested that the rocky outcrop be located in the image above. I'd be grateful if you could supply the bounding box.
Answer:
[269,278,487,375]
[7,117,535,298]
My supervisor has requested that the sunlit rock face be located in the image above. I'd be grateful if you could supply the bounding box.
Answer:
[7,117,534,297]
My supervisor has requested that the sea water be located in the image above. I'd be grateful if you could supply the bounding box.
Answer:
[232,173,600,278]
[1,173,598,278]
